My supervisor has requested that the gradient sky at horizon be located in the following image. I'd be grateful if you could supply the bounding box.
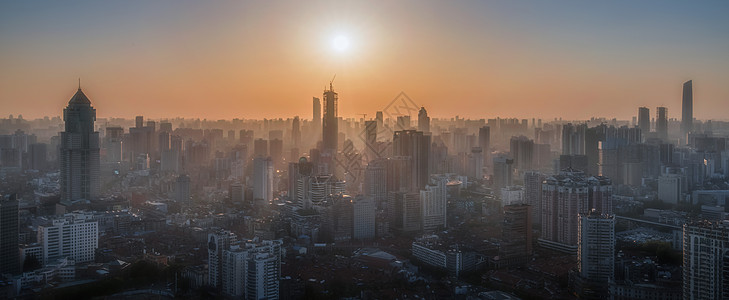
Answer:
[1,1,728,121]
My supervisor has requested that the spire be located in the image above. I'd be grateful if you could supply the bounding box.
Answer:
[68,83,91,105]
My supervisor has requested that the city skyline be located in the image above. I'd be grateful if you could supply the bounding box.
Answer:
[1,1,728,120]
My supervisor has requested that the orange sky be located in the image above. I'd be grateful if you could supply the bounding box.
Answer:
[1,1,728,121]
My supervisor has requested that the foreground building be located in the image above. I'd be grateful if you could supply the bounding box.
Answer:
[682,220,729,300]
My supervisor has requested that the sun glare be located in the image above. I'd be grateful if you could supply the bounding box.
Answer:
[332,35,350,53]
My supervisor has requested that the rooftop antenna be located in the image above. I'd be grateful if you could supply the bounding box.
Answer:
[78,78,81,90]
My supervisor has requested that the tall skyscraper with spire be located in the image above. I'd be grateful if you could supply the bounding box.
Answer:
[60,84,100,203]
[322,80,338,153]
[681,80,693,137]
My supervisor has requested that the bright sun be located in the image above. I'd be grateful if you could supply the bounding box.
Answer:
[332,35,350,53]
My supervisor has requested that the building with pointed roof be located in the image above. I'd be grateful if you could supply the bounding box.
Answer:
[60,86,100,204]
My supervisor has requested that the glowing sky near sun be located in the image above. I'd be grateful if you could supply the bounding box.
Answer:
[1,1,728,120]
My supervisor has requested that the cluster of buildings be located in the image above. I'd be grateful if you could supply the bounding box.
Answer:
[1,79,729,299]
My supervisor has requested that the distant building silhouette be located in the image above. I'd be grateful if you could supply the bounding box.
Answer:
[322,82,338,153]
[656,107,668,140]
[681,80,693,137]
[638,107,650,137]
[0,194,19,275]
[418,107,430,133]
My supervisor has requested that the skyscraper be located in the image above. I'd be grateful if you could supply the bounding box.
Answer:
[322,82,338,153]
[0,194,19,275]
[479,126,491,164]
[681,80,693,137]
[657,107,668,140]
[292,116,301,149]
[60,86,100,203]
[510,135,534,172]
[253,157,274,206]
[682,220,729,300]
[499,204,533,267]
[418,107,430,133]
[392,130,431,191]
[312,97,321,132]
[638,106,650,136]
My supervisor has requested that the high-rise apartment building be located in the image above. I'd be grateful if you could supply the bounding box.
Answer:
[575,212,615,298]
[392,130,431,191]
[253,157,274,205]
[540,170,612,253]
[682,220,729,300]
[60,86,100,203]
[498,204,533,267]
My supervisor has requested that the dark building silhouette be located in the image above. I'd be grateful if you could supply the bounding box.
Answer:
[313,97,321,133]
[681,80,693,137]
[418,107,430,133]
[292,116,301,148]
[638,107,650,137]
[479,126,490,165]
[392,130,431,191]
[322,83,338,153]
[60,86,100,203]
[656,107,668,140]
[0,194,19,275]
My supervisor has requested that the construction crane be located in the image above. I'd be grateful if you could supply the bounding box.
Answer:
[329,74,336,90]
[358,113,367,121]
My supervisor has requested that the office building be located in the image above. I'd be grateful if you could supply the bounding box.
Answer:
[421,175,448,232]
[37,213,98,266]
[60,86,100,203]
[388,191,421,234]
[353,196,376,240]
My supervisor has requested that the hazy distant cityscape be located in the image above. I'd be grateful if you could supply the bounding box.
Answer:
[0,77,728,299]
[2,1,729,300]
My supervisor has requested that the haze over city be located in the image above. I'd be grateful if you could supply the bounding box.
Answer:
[2,0,729,120]
[3,1,729,300]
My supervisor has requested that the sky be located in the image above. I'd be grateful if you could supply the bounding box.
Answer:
[1,0,728,121]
